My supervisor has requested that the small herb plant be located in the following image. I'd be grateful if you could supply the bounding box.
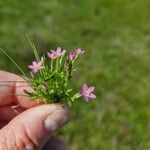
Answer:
[0,36,96,107]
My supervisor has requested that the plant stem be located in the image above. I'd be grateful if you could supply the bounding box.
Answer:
[56,58,59,71]
[51,59,53,71]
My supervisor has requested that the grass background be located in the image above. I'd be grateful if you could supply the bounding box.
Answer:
[0,0,149,149]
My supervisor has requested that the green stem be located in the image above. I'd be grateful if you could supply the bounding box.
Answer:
[51,59,53,71]
[56,58,59,72]
[59,52,65,65]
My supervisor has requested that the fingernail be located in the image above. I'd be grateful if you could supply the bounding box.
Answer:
[44,107,70,132]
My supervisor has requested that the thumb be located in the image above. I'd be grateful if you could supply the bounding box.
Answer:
[0,104,70,149]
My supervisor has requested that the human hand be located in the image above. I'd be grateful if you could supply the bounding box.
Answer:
[0,71,70,150]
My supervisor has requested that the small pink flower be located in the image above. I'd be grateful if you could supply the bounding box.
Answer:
[28,59,44,73]
[80,83,96,102]
[47,47,66,59]
[69,48,85,61]
[75,48,85,55]
[69,52,76,61]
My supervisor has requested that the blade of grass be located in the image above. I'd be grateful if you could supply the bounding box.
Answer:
[0,48,26,76]
[26,34,40,61]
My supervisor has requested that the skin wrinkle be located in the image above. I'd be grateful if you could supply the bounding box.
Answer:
[12,127,21,150]
[44,108,62,129]
[0,82,15,105]
[21,121,38,150]
[40,107,69,149]
[13,123,37,150]
[5,130,11,150]
[39,108,60,149]
[5,127,17,150]
[23,108,59,149]
[0,129,11,150]
[0,120,37,150]
[44,108,70,133]
[40,107,60,146]
[15,80,26,97]
[23,130,37,150]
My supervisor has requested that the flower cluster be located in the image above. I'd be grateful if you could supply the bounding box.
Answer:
[27,47,96,106]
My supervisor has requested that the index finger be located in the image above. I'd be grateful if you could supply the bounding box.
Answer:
[0,70,41,108]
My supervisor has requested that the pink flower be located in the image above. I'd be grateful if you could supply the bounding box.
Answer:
[80,83,96,102]
[75,48,85,55]
[69,48,85,61]
[69,52,76,61]
[28,59,44,73]
[47,47,66,59]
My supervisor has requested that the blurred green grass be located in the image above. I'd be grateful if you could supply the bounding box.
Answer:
[0,0,150,149]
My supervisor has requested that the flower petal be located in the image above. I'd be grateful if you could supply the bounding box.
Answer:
[88,93,96,99]
[48,52,55,59]
[56,47,61,53]
[88,86,95,92]
[28,65,34,69]
[37,60,43,67]
[82,83,88,92]
[75,48,85,54]
[32,61,37,66]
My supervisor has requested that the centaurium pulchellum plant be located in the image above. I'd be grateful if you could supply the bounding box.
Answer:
[0,36,96,107]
